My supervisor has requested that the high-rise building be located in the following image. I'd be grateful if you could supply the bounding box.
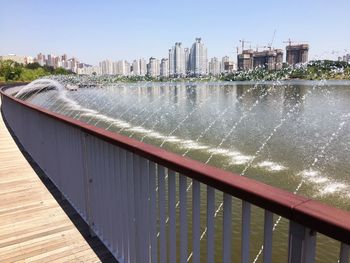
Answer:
[208,57,221,76]
[67,58,79,73]
[36,53,45,66]
[147,57,160,77]
[139,58,147,76]
[286,44,309,65]
[184,48,190,74]
[160,58,169,77]
[189,38,207,76]
[132,59,147,76]
[238,48,283,71]
[54,56,61,68]
[99,60,113,75]
[340,54,350,63]
[169,42,186,76]
[132,59,140,75]
[222,56,235,73]
[253,49,283,70]
[175,43,185,75]
[114,60,130,76]
[112,61,118,74]
[168,48,175,76]
[25,56,34,64]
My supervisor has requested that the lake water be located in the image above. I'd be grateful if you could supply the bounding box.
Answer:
[22,79,350,262]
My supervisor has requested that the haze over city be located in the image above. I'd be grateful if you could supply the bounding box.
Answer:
[1,0,349,64]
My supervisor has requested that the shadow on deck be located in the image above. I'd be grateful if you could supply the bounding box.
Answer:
[1,110,118,263]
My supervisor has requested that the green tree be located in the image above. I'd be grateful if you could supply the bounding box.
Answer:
[54,67,71,75]
[0,60,23,81]
[25,62,41,70]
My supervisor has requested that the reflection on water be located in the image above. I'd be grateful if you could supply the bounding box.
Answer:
[21,79,350,262]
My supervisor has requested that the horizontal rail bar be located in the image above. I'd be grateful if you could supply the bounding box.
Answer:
[1,85,350,245]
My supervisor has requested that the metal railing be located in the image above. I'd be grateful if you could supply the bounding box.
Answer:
[1,87,350,263]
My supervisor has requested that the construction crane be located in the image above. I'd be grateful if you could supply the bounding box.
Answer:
[239,39,251,51]
[267,30,276,50]
[283,38,308,46]
[283,38,295,46]
[255,44,268,52]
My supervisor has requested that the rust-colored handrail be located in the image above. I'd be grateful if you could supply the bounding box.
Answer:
[1,85,350,244]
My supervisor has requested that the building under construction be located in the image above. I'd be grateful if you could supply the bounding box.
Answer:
[237,49,254,71]
[237,48,283,71]
[286,44,309,65]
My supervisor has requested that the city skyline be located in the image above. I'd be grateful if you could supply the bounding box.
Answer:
[1,0,349,65]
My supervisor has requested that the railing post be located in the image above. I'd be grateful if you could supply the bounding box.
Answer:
[241,201,251,263]
[263,210,273,263]
[223,193,232,263]
[192,179,201,263]
[340,243,350,263]
[158,165,167,263]
[207,186,215,263]
[288,221,304,263]
[179,174,188,263]
[288,221,316,263]
[303,229,316,263]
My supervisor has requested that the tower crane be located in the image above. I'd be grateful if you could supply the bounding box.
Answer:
[283,38,308,46]
[267,29,276,50]
[283,38,295,46]
[239,39,251,51]
[255,44,268,52]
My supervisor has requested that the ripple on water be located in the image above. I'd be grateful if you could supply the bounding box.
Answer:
[256,161,286,172]
[299,169,349,197]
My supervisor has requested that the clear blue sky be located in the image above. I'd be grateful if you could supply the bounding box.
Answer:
[1,0,349,65]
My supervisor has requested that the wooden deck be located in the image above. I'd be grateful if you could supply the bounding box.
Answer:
[0,99,117,262]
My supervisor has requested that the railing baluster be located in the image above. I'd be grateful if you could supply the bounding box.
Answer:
[223,193,232,263]
[179,174,188,263]
[121,149,128,261]
[207,186,215,263]
[113,147,121,258]
[288,221,305,263]
[140,157,150,261]
[127,151,136,263]
[168,170,176,263]
[303,228,316,263]
[263,210,273,263]
[288,221,317,263]
[149,162,158,263]
[133,154,142,262]
[242,201,251,263]
[158,165,167,263]
[340,243,350,263]
[106,144,114,249]
[192,179,201,263]
[101,141,108,241]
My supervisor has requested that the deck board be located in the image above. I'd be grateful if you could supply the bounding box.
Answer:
[0,98,117,262]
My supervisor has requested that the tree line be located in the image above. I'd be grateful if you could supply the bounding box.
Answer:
[0,60,74,82]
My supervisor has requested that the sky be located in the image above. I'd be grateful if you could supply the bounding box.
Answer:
[0,0,349,65]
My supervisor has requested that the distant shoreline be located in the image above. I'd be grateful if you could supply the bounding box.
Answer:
[1,60,349,84]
